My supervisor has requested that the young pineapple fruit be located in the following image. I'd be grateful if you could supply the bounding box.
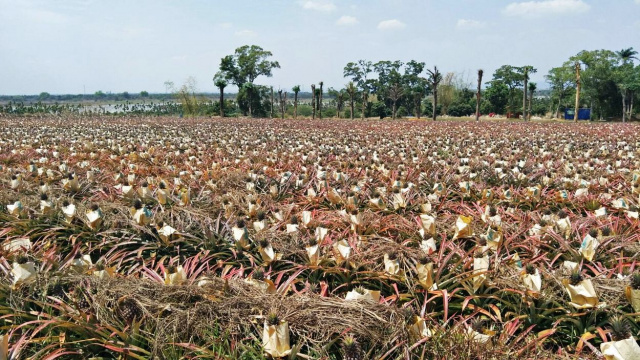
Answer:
[117,296,143,323]
[342,336,362,360]
[569,271,583,286]
[266,312,280,326]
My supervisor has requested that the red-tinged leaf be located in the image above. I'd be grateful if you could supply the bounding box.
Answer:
[42,350,81,360]
[595,327,608,342]
[576,332,595,352]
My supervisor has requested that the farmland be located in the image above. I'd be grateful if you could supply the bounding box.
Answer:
[1,115,640,359]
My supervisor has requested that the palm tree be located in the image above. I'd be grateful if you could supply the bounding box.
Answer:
[617,47,638,63]
[518,66,535,121]
[318,81,323,119]
[292,85,301,119]
[475,69,483,121]
[214,77,227,117]
[617,48,638,122]
[427,66,442,121]
[346,82,356,120]
[270,86,275,118]
[528,82,536,120]
[278,89,287,119]
[311,84,316,119]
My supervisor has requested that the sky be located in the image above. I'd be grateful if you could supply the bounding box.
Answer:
[0,0,639,95]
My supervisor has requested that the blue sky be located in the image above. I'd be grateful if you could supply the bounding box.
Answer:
[0,0,638,95]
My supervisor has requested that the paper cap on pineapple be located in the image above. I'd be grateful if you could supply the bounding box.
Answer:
[417,262,437,291]
[420,238,437,255]
[472,255,489,293]
[333,239,351,262]
[522,269,542,293]
[12,261,37,286]
[345,288,381,302]
[285,223,299,233]
[157,223,178,242]
[3,238,32,252]
[383,253,402,276]
[419,214,436,238]
[306,244,321,266]
[625,286,640,313]
[164,265,187,285]
[408,316,433,341]
[315,227,328,242]
[262,319,291,358]
[7,201,24,217]
[453,215,473,240]
[301,210,312,226]
[62,202,76,223]
[600,337,640,360]
[563,278,598,309]
[579,233,600,262]
[259,244,281,265]
[86,207,103,230]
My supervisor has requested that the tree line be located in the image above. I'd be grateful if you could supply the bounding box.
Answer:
[210,45,638,121]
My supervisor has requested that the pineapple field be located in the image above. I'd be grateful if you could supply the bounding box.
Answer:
[1,115,640,359]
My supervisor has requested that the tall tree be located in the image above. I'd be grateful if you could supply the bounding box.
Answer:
[616,47,639,122]
[528,82,536,120]
[318,81,324,119]
[403,60,427,119]
[278,89,287,119]
[374,60,404,119]
[427,66,443,121]
[574,61,581,123]
[311,84,316,119]
[475,69,483,121]
[492,65,523,117]
[566,50,620,120]
[344,60,373,120]
[346,82,356,119]
[292,85,301,119]
[270,86,274,118]
[213,72,227,117]
[546,66,574,118]
[617,48,639,63]
[329,87,345,119]
[518,66,537,121]
[218,45,280,117]
[485,81,509,114]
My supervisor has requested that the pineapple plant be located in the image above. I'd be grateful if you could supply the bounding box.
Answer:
[608,317,631,341]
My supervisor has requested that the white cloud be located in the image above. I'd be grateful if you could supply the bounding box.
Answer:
[299,1,336,12]
[235,29,256,37]
[377,19,406,30]
[456,19,486,29]
[218,22,232,29]
[503,0,590,17]
[336,15,358,26]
